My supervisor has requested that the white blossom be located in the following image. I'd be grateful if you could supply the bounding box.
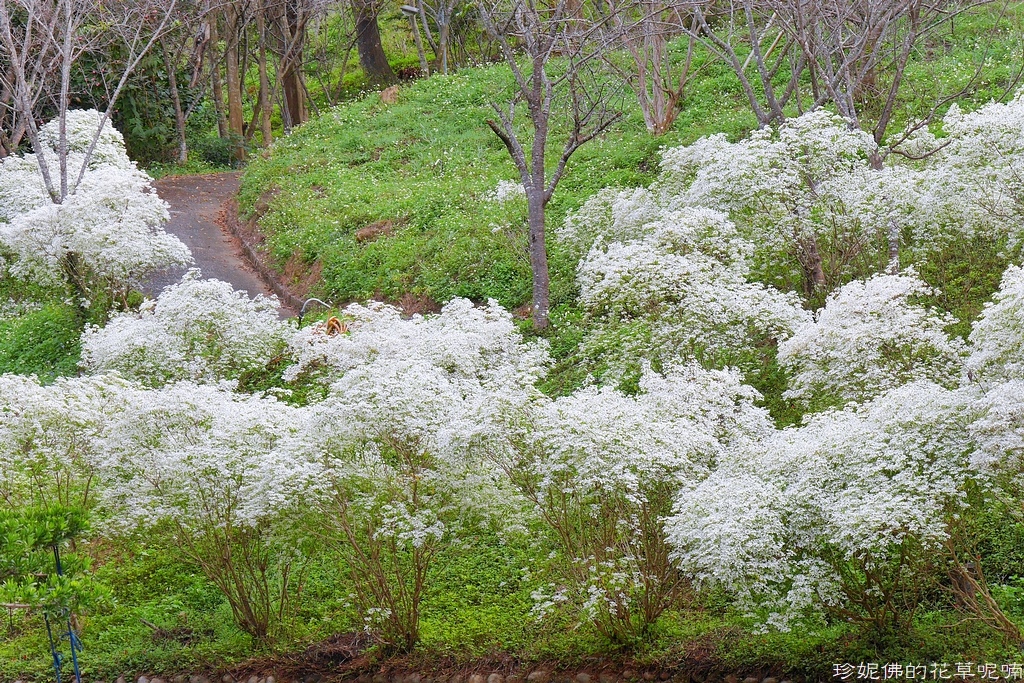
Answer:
[779,271,966,409]
[98,382,309,531]
[0,110,190,297]
[668,381,977,630]
[916,93,1024,246]
[511,363,773,639]
[0,373,130,510]
[570,206,808,379]
[81,271,291,387]
[965,264,1024,384]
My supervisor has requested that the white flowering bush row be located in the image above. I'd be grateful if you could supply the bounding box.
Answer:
[7,101,1024,648]
[0,110,190,301]
[3,264,1024,644]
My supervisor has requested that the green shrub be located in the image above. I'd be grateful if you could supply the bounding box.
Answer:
[0,304,82,380]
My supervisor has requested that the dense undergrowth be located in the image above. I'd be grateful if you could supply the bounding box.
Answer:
[4,6,1024,682]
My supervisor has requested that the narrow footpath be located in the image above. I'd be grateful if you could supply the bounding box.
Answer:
[149,172,289,314]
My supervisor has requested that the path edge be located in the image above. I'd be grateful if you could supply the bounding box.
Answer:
[221,197,305,314]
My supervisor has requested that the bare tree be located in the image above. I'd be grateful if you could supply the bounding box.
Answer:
[604,0,703,135]
[763,0,996,149]
[682,0,803,127]
[0,0,178,202]
[418,0,461,74]
[479,0,622,330]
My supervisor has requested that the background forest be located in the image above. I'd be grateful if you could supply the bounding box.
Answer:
[4,0,1024,681]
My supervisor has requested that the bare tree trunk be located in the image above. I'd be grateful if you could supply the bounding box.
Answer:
[209,18,229,139]
[437,9,450,74]
[352,0,397,87]
[281,1,307,128]
[480,0,621,330]
[162,38,188,164]
[527,191,551,328]
[256,2,273,147]
[800,236,827,294]
[407,11,429,75]
[224,3,246,161]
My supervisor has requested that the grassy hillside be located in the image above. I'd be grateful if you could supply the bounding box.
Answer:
[238,56,759,314]
[239,8,1023,320]
[3,8,1024,680]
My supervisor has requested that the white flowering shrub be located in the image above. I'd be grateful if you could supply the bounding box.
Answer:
[99,382,309,641]
[509,364,772,643]
[38,109,133,171]
[657,110,909,291]
[0,374,129,511]
[567,206,807,382]
[913,94,1024,246]
[81,272,291,387]
[965,265,1024,384]
[0,110,131,223]
[0,154,54,222]
[0,110,190,301]
[285,297,548,387]
[668,381,977,634]
[559,187,666,259]
[282,298,548,649]
[969,379,1024,472]
[778,271,966,410]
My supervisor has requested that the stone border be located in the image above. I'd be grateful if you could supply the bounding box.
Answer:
[221,197,305,315]
[36,672,802,683]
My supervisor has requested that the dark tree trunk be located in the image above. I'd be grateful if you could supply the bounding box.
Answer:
[208,19,229,139]
[224,4,246,161]
[281,0,307,128]
[256,2,273,146]
[352,0,397,87]
[161,39,188,164]
[527,190,551,329]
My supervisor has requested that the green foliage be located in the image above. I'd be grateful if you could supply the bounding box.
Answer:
[0,506,106,617]
[0,303,83,381]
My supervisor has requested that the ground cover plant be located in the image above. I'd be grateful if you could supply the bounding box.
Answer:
[5,3,1024,680]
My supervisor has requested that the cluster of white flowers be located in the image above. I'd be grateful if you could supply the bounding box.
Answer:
[510,363,772,637]
[7,97,1024,645]
[568,204,807,378]
[667,381,976,630]
[0,373,131,510]
[286,297,549,525]
[99,382,310,532]
[658,110,894,256]
[965,264,1024,384]
[564,102,1024,309]
[779,271,967,409]
[911,94,1024,246]
[485,179,527,204]
[81,271,291,387]
[0,110,190,295]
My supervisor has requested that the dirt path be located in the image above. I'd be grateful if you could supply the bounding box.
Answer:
[148,172,291,315]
